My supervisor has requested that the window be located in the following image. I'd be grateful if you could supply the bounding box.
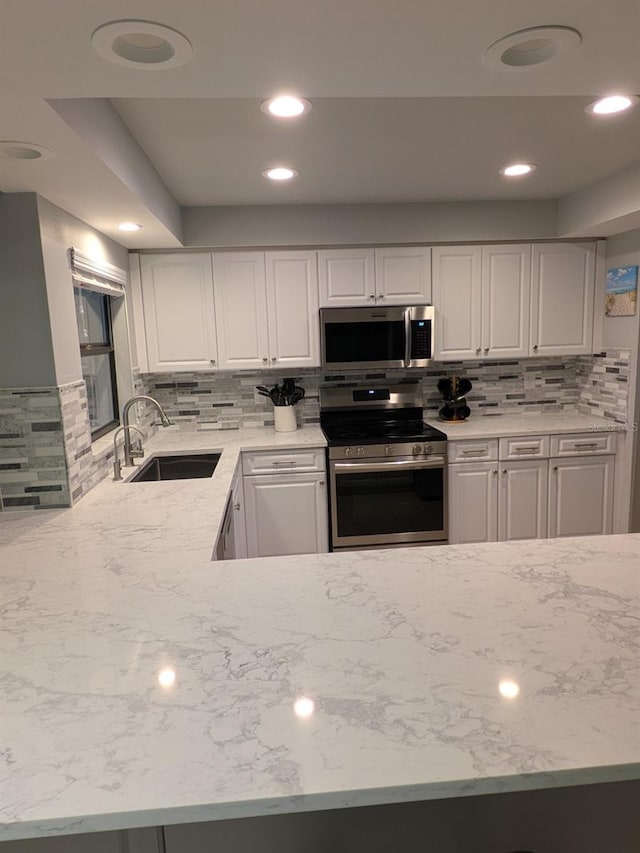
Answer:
[74,287,119,439]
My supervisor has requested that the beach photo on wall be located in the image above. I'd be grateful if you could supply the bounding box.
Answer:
[606,265,638,316]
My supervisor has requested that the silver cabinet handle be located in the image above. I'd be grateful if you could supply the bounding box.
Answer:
[271,356,277,363]
[574,442,598,449]
[378,293,384,299]
[319,480,325,486]
[272,460,297,467]
[475,347,481,355]
[492,469,498,475]
[368,294,376,300]
[210,358,216,365]
[262,357,268,363]
[233,502,241,511]
[514,446,539,453]
[502,469,507,474]
[484,347,489,354]
[533,344,538,351]
[462,449,487,456]
[552,465,558,471]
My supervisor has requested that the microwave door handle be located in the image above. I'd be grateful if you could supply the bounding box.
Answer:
[404,308,411,367]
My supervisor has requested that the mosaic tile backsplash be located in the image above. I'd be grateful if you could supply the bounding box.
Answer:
[140,350,631,431]
[0,387,70,511]
[1,350,630,511]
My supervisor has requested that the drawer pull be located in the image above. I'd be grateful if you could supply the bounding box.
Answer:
[514,446,539,453]
[272,460,297,466]
[462,449,487,456]
[574,442,598,449]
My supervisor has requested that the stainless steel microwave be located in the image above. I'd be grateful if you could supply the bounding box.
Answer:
[320,305,435,370]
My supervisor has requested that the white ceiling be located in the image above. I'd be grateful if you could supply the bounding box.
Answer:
[1,0,640,246]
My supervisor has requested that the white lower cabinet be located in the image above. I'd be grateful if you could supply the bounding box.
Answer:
[242,448,328,557]
[449,461,498,544]
[215,469,247,561]
[548,456,614,537]
[498,460,548,541]
[449,437,615,544]
[244,472,328,557]
[449,459,547,545]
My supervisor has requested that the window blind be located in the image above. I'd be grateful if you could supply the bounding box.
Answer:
[69,247,127,298]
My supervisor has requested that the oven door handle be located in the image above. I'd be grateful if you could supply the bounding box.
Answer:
[333,457,446,473]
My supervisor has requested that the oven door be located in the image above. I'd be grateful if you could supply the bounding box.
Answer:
[329,456,447,549]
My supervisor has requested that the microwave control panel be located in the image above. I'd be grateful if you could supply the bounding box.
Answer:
[410,319,432,359]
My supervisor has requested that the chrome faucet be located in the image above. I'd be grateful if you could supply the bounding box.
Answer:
[121,395,174,468]
[112,424,144,480]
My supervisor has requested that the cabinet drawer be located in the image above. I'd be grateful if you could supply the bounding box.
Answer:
[242,448,326,475]
[499,435,550,460]
[550,432,616,457]
[448,439,498,463]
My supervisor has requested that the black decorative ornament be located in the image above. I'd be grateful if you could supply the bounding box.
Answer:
[438,376,472,421]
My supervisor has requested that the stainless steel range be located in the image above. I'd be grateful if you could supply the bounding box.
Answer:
[320,383,448,550]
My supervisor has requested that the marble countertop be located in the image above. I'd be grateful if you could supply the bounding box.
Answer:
[428,412,618,440]
[1,416,637,841]
[1,518,639,839]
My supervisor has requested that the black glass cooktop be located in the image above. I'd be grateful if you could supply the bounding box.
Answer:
[321,419,447,446]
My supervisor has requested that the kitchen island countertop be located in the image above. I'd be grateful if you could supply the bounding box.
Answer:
[0,417,638,841]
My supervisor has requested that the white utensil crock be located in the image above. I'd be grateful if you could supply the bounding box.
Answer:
[274,406,297,433]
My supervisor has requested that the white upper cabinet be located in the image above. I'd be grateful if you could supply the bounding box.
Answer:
[213,252,269,371]
[481,244,531,359]
[318,247,431,307]
[318,249,375,306]
[433,244,530,361]
[140,253,218,373]
[432,246,482,360]
[531,243,595,356]
[265,251,320,368]
[374,247,432,305]
[214,251,320,371]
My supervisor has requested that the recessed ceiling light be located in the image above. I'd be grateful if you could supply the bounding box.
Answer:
[117,222,142,232]
[500,162,537,177]
[0,141,54,160]
[263,167,299,181]
[586,95,639,116]
[91,20,193,69]
[483,26,581,70]
[261,96,312,118]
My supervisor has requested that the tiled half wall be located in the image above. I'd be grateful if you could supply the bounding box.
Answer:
[0,387,70,511]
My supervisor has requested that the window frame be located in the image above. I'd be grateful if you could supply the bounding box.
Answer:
[77,290,120,441]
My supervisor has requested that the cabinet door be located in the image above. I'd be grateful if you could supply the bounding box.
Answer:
[244,473,328,557]
[265,251,320,368]
[230,469,247,559]
[481,244,531,359]
[548,456,614,538]
[498,460,548,541]
[213,252,269,370]
[448,461,498,544]
[531,243,595,356]
[374,247,432,305]
[318,249,375,306]
[140,253,217,372]
[432,246,482,360]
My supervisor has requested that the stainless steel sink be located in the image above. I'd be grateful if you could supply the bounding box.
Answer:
[128,453,221,482]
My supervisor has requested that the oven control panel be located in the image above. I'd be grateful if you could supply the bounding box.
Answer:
[329,440,447,460]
